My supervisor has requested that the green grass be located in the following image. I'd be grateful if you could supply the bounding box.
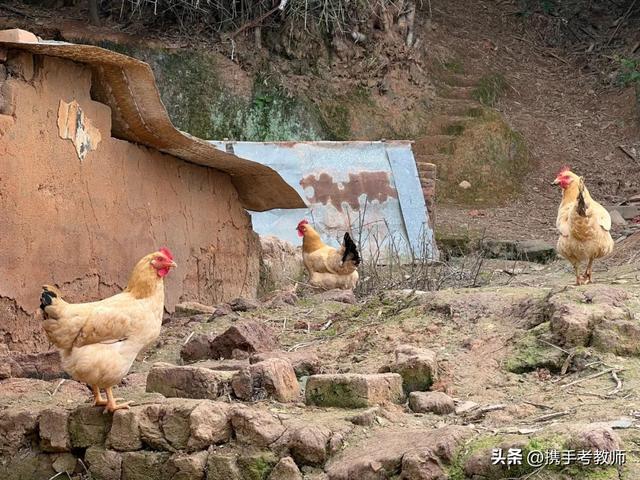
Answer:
[472,73,508,107]
[443,59,465,74]
[443,123,466,136]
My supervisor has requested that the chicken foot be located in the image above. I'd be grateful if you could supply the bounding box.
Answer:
[103,386,131,414]
[583,259,594,284]
[574,264,586,286]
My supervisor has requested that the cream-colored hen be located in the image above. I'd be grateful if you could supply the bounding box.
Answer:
[553,168,614,285]
[40,248,176,412]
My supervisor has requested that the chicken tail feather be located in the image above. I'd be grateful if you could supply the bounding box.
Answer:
[576,177,587,217]
[341,232,361,266]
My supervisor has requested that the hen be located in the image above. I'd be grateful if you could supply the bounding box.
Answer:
[297,219,360,290]
[553,168,614,285]
[40,248,176,412]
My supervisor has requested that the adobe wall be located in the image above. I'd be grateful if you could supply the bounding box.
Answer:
[0,50,260,353]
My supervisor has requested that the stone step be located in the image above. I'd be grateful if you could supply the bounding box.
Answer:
[423,115,473,136]
[305,373,404,408]
[433,98,483,117]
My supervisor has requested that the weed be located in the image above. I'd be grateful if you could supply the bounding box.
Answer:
[443,123,466,136]
[472,73,508,107]
[443,59,465,74]
[615,56,640,87]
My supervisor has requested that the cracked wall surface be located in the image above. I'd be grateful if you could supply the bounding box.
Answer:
[0,51,260,353]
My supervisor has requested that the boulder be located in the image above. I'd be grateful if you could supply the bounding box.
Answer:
[209,304,233,319]
[305,373,404,408]
[229,297,260,312]
[268,456,303,480]
[174,302,216,316]
[166,451,208,480]
[107,409,143,451]
[181,321,278,362]
[348,407,382,426]
[51,453,77,474]
[287,425,331,466]
[207,451,242,480]
[230,406,286,447]
[408,392,455,415]
[232,358,301,402]
[121,451,171,480]
[259,235,304,294]
[237,452,278,480]
[85,447,123,480]
[188,402,233,451]
[146,362,233,400]
[515,240,557,264]
[39,408,71,452]
[567,424,621,452]
[250,350,320,377]
[69,406,112,448]
[389,345,438,393]
[0,452,55,480]
[325,426,471,480]
[401,450,447,480]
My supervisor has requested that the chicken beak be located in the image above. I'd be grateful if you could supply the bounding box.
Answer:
[168,261,177,269]
[551,178,560,186]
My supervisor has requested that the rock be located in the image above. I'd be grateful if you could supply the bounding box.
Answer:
[409,392,455,415]
[610,209,627,226]
[515,240,557,264]
[181,334,215,362]
[348,407,382,426]
[207,451,242,480]
[85,447,123,480]
[230,406,286,447]
[229,297,260,312]
[146,362,233,400]
[458,180,471,189]
[120,372,148,388]
[166,451,208,480]
[401,450,446,480]
[174,302,216,316]
[181,321,278,362]
[51,453,77,474]
[188,402,232,451]
[135,400,226,452]
[197,359,250,371]
[68,406,112,448]
[262,290,299,308]
[209,304,233,319]
[0,350,66,380]
[232,358,301,402]
[268,456,303,480]
[0,452,55,480]
[122,451,171,480]
[305,373,404,408]
[567,424,621,452]
[39,408,71,452]
[107,409,143,451]
[288,425,331,466]
[389,345,438,394]
[312,289,356,304]
[325,426,471,480]
[454,401,478,415]
[250,351,320,377]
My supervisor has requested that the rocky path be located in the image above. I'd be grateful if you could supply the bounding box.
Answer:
[1,255,640,480]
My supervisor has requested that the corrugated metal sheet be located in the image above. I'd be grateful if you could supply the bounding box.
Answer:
[210,141,438,260]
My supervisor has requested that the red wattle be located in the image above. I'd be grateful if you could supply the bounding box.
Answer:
[297,230,304,238]
[157,267,170,277]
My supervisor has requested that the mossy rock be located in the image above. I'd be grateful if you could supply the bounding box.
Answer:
[504,323,565,374]
[237,452,278,480]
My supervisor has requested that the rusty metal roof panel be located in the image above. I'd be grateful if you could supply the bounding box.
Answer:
[210,141,437,259]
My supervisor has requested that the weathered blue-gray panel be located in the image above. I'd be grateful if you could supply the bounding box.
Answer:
[209,141,436,260]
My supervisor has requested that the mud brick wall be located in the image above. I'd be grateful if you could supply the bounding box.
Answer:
[0,50,260,354]
[419,162,437,227]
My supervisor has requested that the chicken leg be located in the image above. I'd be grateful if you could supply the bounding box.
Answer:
[584,259,594,284]
[574,264,586,286]
[103,387,131,414]
[92,385,108,407]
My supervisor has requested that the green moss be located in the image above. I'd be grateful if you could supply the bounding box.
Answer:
[466,107,485,118]
[504,323,565,374]
[443,59,465,74]
[237,452,277,480]
[472,73,508,107]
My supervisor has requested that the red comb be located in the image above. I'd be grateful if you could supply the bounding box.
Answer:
[558,165,571,175]
[297,219,309,227]
[159,247,173,260]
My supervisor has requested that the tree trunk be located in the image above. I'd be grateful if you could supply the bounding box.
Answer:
[88,0,100,25]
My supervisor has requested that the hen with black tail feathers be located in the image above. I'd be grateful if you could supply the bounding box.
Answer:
[297,219,360,290]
